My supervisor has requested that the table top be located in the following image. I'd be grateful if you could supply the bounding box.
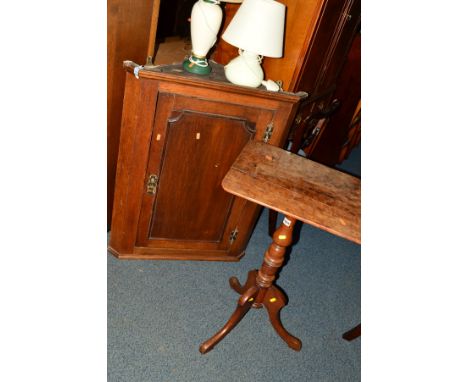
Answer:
[222,141,361,244]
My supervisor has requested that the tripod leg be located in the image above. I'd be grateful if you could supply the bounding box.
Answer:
[199,300,253,354]
[342,324,361,341]
[201,216,299,353]
[263,286,302,351]
[229,270,258,295]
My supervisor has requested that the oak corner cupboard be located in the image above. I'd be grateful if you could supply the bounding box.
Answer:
[108,62,304,261]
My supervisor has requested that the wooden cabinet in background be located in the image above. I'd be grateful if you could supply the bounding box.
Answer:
[108,62,304,261]
[213,0,361,165]
[107,0,160,228]
[309,32,361,166]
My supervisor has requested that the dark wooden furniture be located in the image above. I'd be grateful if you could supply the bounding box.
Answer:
[342,323,361,341]
[309,32,361,165]
[108,0,161,229]
[108,62,305,261]
[213,0,361,162]
[200,141,360,353]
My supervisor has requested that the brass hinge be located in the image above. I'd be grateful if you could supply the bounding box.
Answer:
[146,174,159,194]
[263,122,274,143]
[229,227,239,244]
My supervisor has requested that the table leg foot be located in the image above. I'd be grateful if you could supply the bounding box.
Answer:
[264,285,302,351]
[199,301,252,354]
[228,276,243,294]
[342,324,361,341]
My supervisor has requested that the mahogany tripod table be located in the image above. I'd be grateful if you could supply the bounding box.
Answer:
[199,141,360,353]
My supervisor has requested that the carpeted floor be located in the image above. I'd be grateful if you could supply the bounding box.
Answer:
[108,146,361,382]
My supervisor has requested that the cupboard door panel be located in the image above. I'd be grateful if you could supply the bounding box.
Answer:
[150,110,254,242]
[136,91,263,252]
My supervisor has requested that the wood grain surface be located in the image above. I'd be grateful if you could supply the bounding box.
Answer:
[222,141,360,244]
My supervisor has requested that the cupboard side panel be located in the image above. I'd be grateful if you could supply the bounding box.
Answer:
[109,75,159,255]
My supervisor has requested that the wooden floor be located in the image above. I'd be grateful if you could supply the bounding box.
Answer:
[153,37,191,65]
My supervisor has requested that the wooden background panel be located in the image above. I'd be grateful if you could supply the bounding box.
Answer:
[262,0,323,91]
[212,1,323,91]
[108,0,160,228]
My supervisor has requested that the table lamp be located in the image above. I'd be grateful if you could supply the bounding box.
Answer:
[222,0,285,87]
[183,0,244,75]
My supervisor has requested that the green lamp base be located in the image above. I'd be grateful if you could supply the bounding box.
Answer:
[183,55,212,75]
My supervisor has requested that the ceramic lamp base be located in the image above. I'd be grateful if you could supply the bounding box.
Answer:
[183,55,212,75]
[224,50,264,88]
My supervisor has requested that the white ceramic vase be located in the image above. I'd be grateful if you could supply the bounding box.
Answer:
[190,0,223,58]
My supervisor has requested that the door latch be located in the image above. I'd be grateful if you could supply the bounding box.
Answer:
[263,122,274,143]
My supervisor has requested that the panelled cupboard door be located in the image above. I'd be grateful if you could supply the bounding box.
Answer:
[136,93,270,253]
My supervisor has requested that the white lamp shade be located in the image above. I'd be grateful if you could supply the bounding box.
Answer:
[222,0,285,58]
